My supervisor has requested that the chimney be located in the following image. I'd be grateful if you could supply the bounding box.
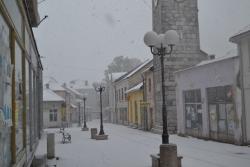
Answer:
[85,80,88,86]
[209,54,215,60]
[45,83,49,89]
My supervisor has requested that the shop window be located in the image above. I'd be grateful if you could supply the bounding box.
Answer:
[124,87,127,100]
[25,28,31,55]
[0,13,12,127]
[3,0,22,38]
[121,88,124,101]
[15,41,23,155]
[49,109,58,122]
[25,59,31,152]
[0,13,12,167]
[184,89,202,129]
[207,85,235,137]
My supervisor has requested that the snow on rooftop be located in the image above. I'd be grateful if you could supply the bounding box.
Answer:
[109,72,127,81]
[46,82,66,91]
[70,103,77,108]
[43,88,65,102]
[125,59,152,79]
[231,24,250,38]
[43,76,58,85]
[126,82,143,93]
[69,79,93,90]
[64,85,82,96]
[142,64,153,73]
[175,50,238,74]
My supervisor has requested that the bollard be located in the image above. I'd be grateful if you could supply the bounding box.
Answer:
[90,128,97,139]
[160,144,178,167]
[47,133,55,159]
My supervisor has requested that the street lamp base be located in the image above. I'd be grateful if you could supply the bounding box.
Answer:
[150,144,182,167]
[95,134,108,140]
[81,127,89,131]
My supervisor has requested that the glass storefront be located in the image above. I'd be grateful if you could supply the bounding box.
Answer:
[15,41,23,155]
[184,89,202,130]
[207,85,235,141]
[0,13,12,167]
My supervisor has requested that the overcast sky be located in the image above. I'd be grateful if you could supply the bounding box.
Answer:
[33,0,250,84]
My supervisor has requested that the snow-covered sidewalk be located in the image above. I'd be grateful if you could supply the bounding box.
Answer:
[36,120,250,167]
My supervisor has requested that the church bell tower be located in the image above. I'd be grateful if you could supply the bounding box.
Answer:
[152,0,207,134]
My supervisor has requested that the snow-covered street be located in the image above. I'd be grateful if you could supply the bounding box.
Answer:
[36,120,250,167]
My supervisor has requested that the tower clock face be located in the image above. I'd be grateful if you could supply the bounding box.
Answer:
[154,0,159,7]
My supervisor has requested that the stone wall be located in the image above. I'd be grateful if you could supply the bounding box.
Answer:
[152,0,207,134]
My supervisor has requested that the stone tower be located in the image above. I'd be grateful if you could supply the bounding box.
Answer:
[152,0,207,134]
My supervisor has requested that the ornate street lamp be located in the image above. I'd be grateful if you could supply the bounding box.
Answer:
[95,84,106,135]
[144,30,179,144]
[81,95,89,131]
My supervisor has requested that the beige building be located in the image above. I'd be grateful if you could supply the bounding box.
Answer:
[142,65,155,131]
[43,88,65,128]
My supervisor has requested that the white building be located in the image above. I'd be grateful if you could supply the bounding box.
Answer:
[230,25,250,144]
[106,72,126,123]
[175,54,246,144]
[43,88,65,128]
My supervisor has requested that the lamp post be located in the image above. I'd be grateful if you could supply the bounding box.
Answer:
[95,85,105,135]
[144,30,179,144]
[81,96,89,131]
[83,97,87,128]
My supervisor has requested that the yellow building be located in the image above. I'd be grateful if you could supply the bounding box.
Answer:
[127,83,143,127]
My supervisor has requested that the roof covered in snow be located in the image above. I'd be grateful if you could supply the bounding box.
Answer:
[64,85,82,96]
[109,72,127,81]
[126,82,143,94]
[43,88,65,102]
[175,52,238,74]
[70,103,77,108]
[125,59,152,79]
[230,24,250,42]
[69,79,93,90]
[47,82,66,91]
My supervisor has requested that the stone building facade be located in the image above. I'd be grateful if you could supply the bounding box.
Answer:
[152,0,208,134]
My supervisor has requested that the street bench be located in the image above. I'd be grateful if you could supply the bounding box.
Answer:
[59,127,65,133]
[62,132,71,144]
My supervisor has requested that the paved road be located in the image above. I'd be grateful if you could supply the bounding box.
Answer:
[36,120,250,167]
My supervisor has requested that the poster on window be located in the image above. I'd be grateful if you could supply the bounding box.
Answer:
[209,105,217,132]
[0,13,12,127]
[0,42,12,128]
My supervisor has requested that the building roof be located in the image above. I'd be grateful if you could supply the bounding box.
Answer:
[70,104,77,108]
[47,82,66,91]
[109,72,127,81]
[64,85,82,96]
[230,24,250,42]
[125,59,152,79]
[126,82,143,94]
[69,79,93,90]
[142,64,154,74]
[43,88,65,102]
[114,59,153,83]
[175,53,238,74]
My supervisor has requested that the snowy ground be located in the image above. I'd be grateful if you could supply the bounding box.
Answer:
[36,120,250,167]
